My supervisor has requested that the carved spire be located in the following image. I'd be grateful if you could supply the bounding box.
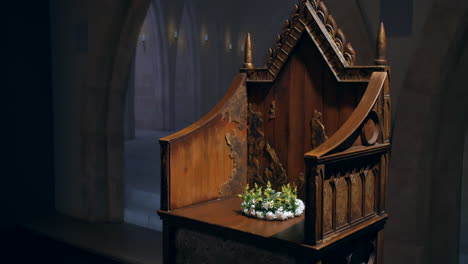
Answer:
[243,33,254,69]
[375,22,387,65]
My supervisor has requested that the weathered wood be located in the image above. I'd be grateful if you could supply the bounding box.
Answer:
[160,73,248,210]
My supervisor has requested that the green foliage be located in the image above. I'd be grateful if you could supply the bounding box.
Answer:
[238,181,300,214]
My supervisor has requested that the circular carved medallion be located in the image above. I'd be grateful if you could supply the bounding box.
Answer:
[361,111,380,146]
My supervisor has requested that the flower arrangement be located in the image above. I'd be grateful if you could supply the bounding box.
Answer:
[238,181,305,221]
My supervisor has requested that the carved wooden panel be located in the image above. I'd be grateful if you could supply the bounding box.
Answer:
[350,173,363,222]
[316,155,381,241]
[246,36,365,194]
[323,181,333,234]
[364,168,377,216]
[335,176,349,228]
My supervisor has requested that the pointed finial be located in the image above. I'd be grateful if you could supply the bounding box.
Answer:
[243,33,254,69]
[375,22,387,65]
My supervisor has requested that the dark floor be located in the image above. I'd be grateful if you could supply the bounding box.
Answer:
[4,213,163,264]
[4,226,125,264]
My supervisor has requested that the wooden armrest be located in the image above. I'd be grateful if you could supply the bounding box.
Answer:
[303,72,391,245]
[160,74,248,211]
[305,72,388,160]
[160,74,247,143]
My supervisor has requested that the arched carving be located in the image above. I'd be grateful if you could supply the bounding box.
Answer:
[311,110,328,149]
[335,176,350,228]
[323,180,335,234]
[350,172,363,222]
[323,181,336,234]
[364,167,377,216]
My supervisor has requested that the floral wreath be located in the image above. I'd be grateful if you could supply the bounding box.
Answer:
[238,181,305,221]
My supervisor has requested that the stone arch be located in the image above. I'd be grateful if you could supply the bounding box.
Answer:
[122,0,171,230]
[100,0,152,222]
[102,0,202,222]
[173,1,201,130]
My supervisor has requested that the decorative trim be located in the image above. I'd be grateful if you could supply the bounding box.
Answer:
[311,110,328,149]
[219,131,246,197]
[264,143,288,189]
[247,104,265,185]
[219,86,247,196]
[222,85,247,130]
[247,104,288,189]
[268,101,276,120]
[361,111,380,146]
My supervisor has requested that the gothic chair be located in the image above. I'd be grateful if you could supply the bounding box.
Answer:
[158,1,391,263]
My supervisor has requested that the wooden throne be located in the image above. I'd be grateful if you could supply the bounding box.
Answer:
[158,1,391,263]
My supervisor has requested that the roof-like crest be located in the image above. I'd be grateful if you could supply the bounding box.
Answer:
[242,0,386,82]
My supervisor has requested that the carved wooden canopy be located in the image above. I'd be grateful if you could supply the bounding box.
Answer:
[241,0,387,82]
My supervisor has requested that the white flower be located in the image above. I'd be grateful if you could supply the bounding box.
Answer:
[243,208,250,216]
[266,212,276,221]
[284,211,294,219]
[295,199,305,216]
[249,208,256,216]
[275,211,286,220]
[256,211,265,219]
[277,206,284,212]
[295,207,304,216]
[295,207,305,216]
[241,202,246,208]
[295,199,304,208]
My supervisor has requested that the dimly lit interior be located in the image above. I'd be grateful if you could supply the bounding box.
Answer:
[7,0,468,263]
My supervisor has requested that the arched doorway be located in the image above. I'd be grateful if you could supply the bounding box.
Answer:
[123,0,170,231]
[122,0,202,231]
